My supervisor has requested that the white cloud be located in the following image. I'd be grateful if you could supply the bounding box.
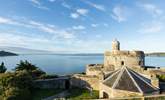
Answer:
[103,23,109,27]
[91,24,98,27]
[139,22,162,34]
[95,34,102,38]
[28,20,75,39]
[111,5,127,22]
[70,9,88,19]
[62,2,71,9]
[0,32,47,47]
[0,17,25,26]
[0,16,75,39]
[70,13,79,19]
[143,25,161,34]
[72,25,86,30]
[83,1,106,11]
[29,0,49,10]
[76,9,88,16]
[48,0,56,2]
[0,17,13,24]
[30,0,40,5]
[139,3,163,17]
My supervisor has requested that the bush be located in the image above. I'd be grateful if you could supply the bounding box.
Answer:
[0,62,7,73]
[38,74,58,79]
[15,60,46,79]
[157,75,165,82]
[0,71,33,100]
[3,87,31,100]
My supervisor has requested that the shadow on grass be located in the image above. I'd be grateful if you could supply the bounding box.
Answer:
[32,88,64,100]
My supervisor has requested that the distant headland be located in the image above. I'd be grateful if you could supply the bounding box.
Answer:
[145,52,165,57]
[0,51,18,56]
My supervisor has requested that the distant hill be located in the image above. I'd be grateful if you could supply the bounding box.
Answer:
[0,51,18,56]
[0,46,103,55]
[0,46,52,54]
[145,52,165,57]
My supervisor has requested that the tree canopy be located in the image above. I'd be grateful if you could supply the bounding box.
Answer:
[14,60,46,79]
[0,62,7,73]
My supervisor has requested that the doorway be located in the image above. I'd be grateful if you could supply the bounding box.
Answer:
[103,92,109,98]
[65,80,70,89]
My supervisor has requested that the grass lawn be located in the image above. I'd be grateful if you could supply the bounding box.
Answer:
[66,88,99,100]
[145,96,165,100]
[0,96,2,100]
[32,88,64,100]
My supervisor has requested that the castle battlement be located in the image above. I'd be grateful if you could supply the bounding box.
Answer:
[105,50,144,57]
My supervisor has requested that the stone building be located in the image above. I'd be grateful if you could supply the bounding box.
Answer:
[71,39,163,99]
[100,66,159,98]
[86,39,145,76]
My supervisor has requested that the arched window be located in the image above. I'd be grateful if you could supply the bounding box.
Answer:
[121,61,124,65]
[103,92,109,98]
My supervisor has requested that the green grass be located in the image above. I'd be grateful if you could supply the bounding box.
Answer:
[32,88,64,100]
[66,88,99,100]
[0,96,2,100]
[145,96,165,100]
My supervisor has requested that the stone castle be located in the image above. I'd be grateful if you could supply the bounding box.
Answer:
[86,39,145,76]
[71,39,165,99]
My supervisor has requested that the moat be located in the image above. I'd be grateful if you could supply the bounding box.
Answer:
[0,54,165,75]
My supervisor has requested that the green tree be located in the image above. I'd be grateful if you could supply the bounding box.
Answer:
[15,60,46,79]
[15,60,38,71]
[0,62,7,73]
[0,71,33,100]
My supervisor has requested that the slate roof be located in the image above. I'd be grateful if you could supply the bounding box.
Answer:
[103,66,159,93]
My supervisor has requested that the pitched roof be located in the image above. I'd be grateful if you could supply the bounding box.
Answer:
[103,66,159,93]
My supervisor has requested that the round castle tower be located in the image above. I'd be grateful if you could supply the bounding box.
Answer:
[112,39,120,51]
[104,39,145,70]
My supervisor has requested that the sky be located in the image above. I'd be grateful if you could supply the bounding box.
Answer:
[0,0,165,53]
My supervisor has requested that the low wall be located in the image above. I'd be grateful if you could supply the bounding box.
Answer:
[160,82,165,93]
[34,77,70,89]
[70,74,100,90]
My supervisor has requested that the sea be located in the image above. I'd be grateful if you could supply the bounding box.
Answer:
[0,54,164,75]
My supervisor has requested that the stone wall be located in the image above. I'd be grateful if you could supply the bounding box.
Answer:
[104,55,144,70]
[70,74,100,90]
[99,82,142,99]
[86,64,103,76]
[34,77,70,89]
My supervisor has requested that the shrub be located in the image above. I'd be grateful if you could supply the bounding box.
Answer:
[0,71,33,100]
[38,74,58,79]
[157,75,165,82]
[14,60,46,79]
[0,62,7,73]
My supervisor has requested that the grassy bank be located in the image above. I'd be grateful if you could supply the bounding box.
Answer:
[32,88,64,100]
[66,88,99,100]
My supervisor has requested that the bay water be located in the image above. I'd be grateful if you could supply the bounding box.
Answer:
[0,54,164,75]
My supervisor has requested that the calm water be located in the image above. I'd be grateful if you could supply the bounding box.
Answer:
[0,55,164,75]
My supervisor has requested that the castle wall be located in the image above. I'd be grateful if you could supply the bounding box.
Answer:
[99,83,143,99]
[86,64,102,76]
[104,55,144,70]
[34,78,69,89]
[70,74,100,90]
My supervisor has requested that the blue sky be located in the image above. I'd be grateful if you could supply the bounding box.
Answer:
[0,0,165,53]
